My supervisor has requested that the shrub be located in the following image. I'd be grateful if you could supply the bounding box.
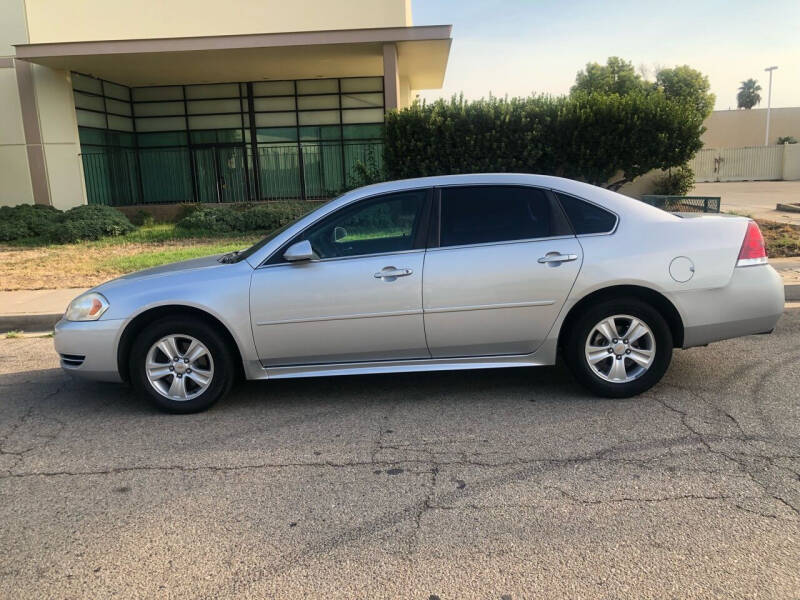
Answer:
[777,136,798,145]
[174,206,246,234]
[384,92,706,190]
[175,202,322,234]
[0,204,61,241]
[44,205,134,243]
[652,165,695,196]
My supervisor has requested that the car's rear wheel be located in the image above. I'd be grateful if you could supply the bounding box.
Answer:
[564,298,672,398]
[130,317,235,413]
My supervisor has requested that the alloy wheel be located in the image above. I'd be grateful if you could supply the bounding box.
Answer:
[584,314,656,383]
[145,334,215,401]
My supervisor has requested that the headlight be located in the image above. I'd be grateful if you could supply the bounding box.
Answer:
[65,292,109,321]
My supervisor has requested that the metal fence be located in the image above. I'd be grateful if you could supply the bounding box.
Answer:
[80,141,384,206]
[640,195,721,213]
[690,145,785,182]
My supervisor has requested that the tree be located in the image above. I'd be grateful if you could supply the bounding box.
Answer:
[737,79,761,109]
[571,57,647,96]
[777,136,797,144]
[655,65,715,118]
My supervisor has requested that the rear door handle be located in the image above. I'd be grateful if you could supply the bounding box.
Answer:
[374,267,413,280]
[538,253,578,264]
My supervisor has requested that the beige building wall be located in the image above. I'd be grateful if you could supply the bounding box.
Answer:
[702,107,800,148]
[24,0,413,44]
[0,0,34,207]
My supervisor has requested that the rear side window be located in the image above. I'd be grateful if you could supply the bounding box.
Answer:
[439,186,567,247]
[556,192,617,235]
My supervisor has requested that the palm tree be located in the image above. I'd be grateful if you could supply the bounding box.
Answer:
[737,79,762,109]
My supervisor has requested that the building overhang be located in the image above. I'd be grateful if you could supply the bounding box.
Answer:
[13,25,452,90]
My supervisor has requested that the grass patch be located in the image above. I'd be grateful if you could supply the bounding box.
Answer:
[759,220,800,258]
[5,330,23,339]
[99,240,254,272]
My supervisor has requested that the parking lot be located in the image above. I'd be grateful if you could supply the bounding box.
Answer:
[1,310,799,599]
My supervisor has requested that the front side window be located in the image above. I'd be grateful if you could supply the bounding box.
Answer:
[439,186,567,247]
[299,190,427,260]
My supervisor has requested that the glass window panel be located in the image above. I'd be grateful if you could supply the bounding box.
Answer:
[342,108,384,124]
[103,81,130,101]
[105,98,132,116]
[300,125,341,141]
[185,83,240,99]
[190,129,246,144]
[187,98,242,114]
[298,110,339,126]
[555,193,617,234]
[187,114,242,130]
[135,116,188,132]
[252,80,295,96]
[340,77,383,93]
[296,79,338,95]
[255,127,297,143]
[253,96,296,111]
[76,109,107,128]
[297,95,339,110]
[107,131,136,147]
[439,186,562,247]
[73,91,105,111]
[132,86,184,101]
[71,73,102,94]
[107,115,133,132]
[78,127,107,146]
[342,124,383,140]
[137,131,188,147]
[341,93,383,109]
[300,191,426,259]
[255,112,296,127]
[133,101,185,117]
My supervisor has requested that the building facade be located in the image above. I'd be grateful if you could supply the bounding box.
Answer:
[0,0,452,208]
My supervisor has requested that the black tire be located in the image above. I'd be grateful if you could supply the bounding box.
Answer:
[130,317,235,413]
[564,297,673,398]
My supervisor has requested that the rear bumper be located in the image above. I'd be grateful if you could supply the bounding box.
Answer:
[677,264,785,348]
[54,318,124,382]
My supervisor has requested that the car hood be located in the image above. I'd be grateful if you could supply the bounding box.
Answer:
[117,254,226,280]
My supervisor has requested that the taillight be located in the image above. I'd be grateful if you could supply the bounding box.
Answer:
[736,220,767,267]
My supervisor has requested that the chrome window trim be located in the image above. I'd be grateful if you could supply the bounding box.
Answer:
[426,234,576,253]
[257,248,425,270]
[256,186,433,268]
[549,189,620,237]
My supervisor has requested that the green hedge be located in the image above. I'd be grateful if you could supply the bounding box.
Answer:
[0,204,134,243]
[384,92,705,189]
[175,202,324,234]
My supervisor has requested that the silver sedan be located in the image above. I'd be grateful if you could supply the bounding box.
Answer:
[54,174,785,413]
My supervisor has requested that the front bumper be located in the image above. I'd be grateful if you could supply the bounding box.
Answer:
[677,264,785,348]
[54,318,125,382]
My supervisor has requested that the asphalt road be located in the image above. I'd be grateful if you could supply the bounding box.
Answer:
[1,311,799,599]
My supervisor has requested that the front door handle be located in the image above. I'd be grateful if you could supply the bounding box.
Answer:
[374,267,413,281]
[538,252,578,264]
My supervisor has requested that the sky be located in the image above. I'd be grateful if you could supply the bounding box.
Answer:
[412,0,800,110]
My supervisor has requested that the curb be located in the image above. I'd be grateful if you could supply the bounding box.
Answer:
[0,313,62,333]
[2,283,800,333]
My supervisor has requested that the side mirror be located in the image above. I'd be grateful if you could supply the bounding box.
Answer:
[283,240,315,262]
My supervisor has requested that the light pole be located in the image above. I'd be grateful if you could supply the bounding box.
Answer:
[764,66,778,146]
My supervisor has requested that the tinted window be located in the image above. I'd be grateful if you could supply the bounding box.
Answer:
[300,190,427,259]
[556,193,617,235]
[439,186,563,247]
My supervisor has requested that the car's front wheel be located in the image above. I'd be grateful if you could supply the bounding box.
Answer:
[564,298,673,398]
[130,317,235,413]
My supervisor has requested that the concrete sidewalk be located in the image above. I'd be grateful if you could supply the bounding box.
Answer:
[2,260,799,332]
